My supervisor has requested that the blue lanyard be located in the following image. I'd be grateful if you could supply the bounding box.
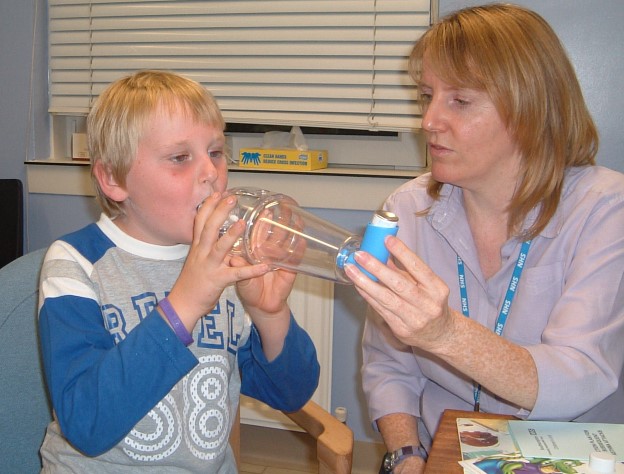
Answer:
[457,239,532,411]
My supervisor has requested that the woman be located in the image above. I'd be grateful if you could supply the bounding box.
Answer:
[344,4,624,473]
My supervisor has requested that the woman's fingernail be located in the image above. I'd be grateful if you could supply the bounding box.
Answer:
[344,263,357,274]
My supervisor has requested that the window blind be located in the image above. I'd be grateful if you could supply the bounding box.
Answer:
[49,0,431,132]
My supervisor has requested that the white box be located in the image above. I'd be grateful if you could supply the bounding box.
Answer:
[72,133,89,160]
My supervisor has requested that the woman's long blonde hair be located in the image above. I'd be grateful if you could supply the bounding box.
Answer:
[410,4,598,239]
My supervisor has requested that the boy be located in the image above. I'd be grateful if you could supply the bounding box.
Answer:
[38,70,320,472]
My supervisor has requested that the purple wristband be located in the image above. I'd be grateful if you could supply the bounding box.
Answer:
[159,297,193,346]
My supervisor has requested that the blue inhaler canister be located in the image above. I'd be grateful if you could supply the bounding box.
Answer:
[347,210,399,281]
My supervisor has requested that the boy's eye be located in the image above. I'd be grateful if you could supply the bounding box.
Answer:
[171,154,190,163]
[209,150,224,160]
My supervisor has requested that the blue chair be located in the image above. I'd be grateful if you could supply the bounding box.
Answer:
[0,248,51,473]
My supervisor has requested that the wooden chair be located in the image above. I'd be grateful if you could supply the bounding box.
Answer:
[283,401,354,474]
[230,401,354,474]
[0,249,353,473]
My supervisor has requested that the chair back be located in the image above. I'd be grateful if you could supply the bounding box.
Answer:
[0,248,52,473]
[0,178,24,268]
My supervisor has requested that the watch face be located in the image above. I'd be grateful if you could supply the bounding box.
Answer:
[382,453,394,471]
[382,446,426,471]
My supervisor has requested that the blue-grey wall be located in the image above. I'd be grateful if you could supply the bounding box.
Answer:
[1,0,622,444]
[1,0,48,181]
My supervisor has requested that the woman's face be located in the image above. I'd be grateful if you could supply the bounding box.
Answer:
[419,60,522,195]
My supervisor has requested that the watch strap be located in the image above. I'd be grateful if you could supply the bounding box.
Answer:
[383,445,427,472]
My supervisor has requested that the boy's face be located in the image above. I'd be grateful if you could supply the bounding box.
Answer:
[114,105,227,245]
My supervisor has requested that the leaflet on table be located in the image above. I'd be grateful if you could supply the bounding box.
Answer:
[508,420,624,462]
[456,418,624,474]
[460,452,624,474]
[456,417,519,460]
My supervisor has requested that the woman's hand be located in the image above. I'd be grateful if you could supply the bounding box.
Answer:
[345,235,458,352]
[349,235,539,409]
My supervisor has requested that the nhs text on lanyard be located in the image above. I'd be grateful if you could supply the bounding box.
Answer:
[457,239,532,411]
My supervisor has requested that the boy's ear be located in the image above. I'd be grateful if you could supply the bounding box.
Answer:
[93,160,129,202]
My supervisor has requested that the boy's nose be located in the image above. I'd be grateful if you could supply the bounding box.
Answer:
[200,155,218,183]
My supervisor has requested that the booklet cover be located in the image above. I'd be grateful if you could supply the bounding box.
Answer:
[457,419,624,474]
[457,418,519,460]
[508,420,624,462]
[460,452,624,474]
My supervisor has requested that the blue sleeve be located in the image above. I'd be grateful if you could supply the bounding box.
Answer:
[39,294,197,456]
[237,314,320,412]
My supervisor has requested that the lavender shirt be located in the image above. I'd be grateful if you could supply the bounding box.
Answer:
[362,166,624,447]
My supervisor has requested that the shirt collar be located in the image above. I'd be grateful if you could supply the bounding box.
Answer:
[427,182,562,241]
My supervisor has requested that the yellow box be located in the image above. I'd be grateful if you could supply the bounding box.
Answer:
[239,148,328,171]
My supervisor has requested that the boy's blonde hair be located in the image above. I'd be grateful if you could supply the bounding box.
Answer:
[409,4,598,239]
[87,70,226,217]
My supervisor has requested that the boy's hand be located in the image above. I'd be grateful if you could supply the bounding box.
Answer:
[232,257,296,316]
[166,192,270,331]
[231,256,297,361]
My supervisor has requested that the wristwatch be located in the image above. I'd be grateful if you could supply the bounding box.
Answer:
[382,445,427,472]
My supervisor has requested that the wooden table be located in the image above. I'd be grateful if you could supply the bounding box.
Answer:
[424,409,516,474]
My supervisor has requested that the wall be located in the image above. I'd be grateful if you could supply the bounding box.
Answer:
[1,0,622,446]
[0,0,70,253]
[0,0,48,182]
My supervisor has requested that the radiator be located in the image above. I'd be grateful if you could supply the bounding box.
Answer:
[240,274,334,430]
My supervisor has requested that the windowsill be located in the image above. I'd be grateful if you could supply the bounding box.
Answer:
[26,160,425,210]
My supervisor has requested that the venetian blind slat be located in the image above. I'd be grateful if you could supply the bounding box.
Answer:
[48,0,430,132]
